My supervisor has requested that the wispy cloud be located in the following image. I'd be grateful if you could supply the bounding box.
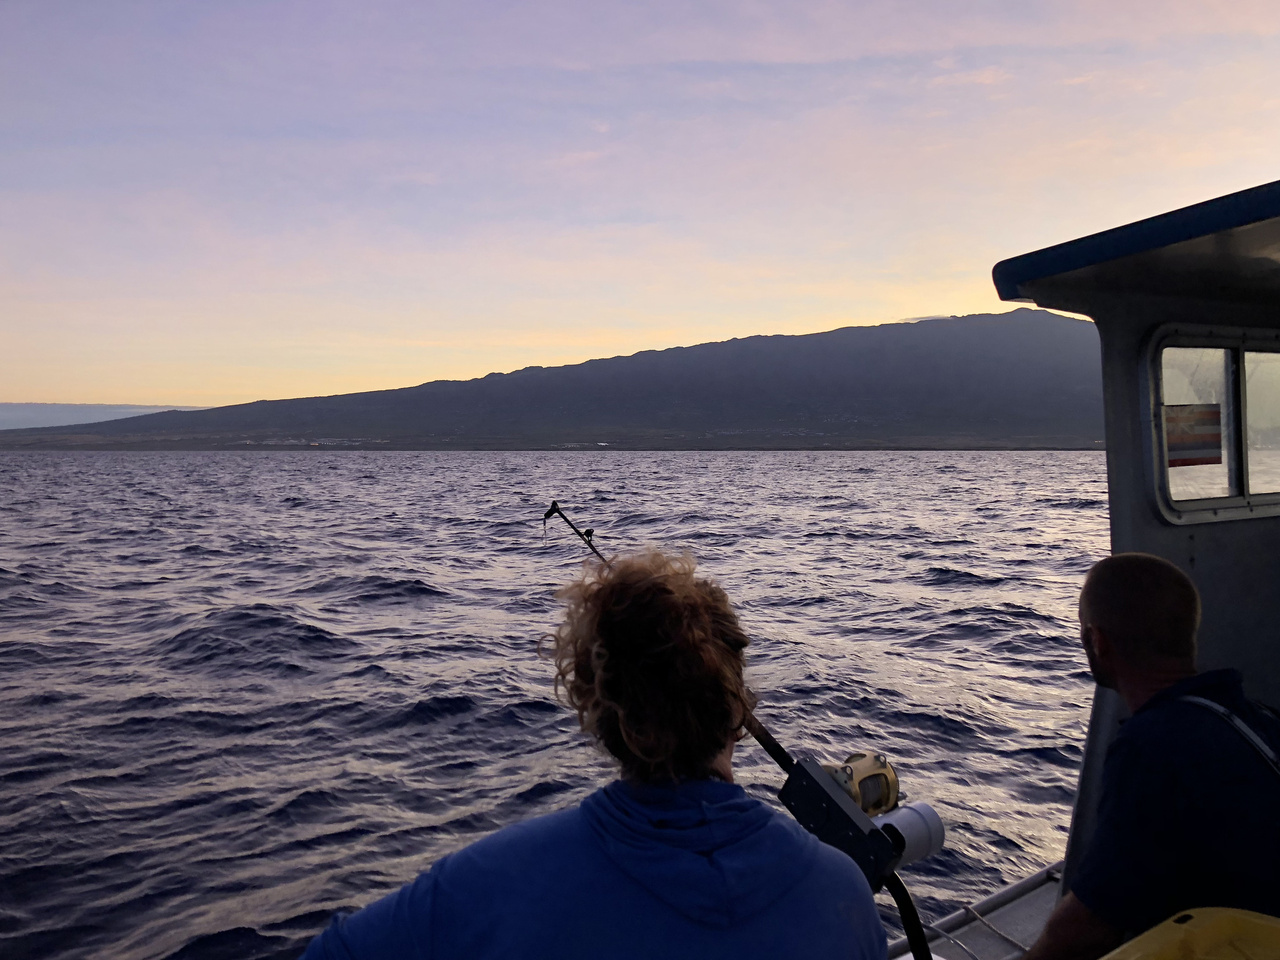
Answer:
[2,1,1280,402]
[929,67,1012,87]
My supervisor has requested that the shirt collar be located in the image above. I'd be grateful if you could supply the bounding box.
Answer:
[1137,668,1242,715]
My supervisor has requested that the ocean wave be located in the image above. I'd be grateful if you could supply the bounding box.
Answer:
[266,788,346,824]
[948,603,1064,626]
[0,566,29,588]
[1002,744,1083,767]
[393,695,478,727]
[1034,497,1106,508]
[149,605,359,674]
[512,778,576,804]
[293,574,451,604]
[0,593,48,616]
[0,449,1108,960]
[164,926,294,960]
[915,566,1013,587]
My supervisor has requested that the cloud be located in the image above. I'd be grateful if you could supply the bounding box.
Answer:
[929,67,1013,87]
[3,1,1280,402]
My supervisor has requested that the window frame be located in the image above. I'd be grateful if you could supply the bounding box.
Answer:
[1147,323,1280,524]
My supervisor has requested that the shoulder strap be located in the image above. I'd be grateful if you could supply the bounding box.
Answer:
[1181,695,1280,780]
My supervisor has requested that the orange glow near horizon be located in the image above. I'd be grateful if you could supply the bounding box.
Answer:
[2,1,1279,405]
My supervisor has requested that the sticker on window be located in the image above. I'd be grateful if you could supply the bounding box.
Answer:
[1162,347,1235,500]
[1164,404,1222,467]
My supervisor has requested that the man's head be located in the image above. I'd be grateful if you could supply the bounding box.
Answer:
[548,550,753,783]
[1078,553,1200,689]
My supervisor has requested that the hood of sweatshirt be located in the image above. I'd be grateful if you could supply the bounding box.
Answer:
[579,779,818,928]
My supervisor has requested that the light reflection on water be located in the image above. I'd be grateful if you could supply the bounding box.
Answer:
[0,451,1109,959]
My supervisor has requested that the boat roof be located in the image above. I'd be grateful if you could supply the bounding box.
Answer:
[993,179,1280,308]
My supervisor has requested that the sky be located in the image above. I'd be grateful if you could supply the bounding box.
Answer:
[3,2,1279,406]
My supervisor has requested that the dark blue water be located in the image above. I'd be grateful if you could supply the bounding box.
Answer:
[0,451,1109,959]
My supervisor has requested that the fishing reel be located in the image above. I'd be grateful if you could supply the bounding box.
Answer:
[824,751,899,816]
[779,749,944,893]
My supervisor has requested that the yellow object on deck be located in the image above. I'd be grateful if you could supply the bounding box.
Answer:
[1100,908,1280,959]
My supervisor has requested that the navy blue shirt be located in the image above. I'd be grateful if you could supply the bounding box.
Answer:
[1072,669,1280,935]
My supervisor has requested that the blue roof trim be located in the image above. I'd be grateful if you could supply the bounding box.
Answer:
[993,179,1280,301]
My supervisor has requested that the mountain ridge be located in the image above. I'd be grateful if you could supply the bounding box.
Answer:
[0,309,1105,450]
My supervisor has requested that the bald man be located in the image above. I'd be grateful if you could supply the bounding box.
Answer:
[1024,553,1280,960]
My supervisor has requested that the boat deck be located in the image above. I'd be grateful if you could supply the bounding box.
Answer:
[889,863,1062,960]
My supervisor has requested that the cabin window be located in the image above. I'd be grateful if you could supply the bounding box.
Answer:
[1161,347,1236,501]
[1246,351,1280,494]
[1153,329,1280,521]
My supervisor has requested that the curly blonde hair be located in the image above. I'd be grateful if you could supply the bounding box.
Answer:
[547,550,754,782]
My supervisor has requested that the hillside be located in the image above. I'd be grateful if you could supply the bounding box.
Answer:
[0,404,207,431]
[0,309,1104,450]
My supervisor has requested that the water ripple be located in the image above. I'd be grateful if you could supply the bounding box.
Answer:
[0,450,1109,959]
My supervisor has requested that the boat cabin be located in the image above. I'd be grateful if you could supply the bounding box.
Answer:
[891,178,1280,957]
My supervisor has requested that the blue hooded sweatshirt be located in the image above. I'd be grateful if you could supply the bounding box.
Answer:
[301,779,886,960]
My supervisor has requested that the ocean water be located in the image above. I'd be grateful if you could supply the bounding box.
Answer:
[0,451,1110,959]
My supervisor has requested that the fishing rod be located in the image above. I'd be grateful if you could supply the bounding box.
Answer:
[542,499,940,960]
[543,500,609,567]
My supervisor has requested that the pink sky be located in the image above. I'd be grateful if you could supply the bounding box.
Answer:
[2,1,1279,404]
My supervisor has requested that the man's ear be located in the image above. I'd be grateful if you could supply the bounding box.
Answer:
[1089,624,1117,667]
[1085,623,1103,653]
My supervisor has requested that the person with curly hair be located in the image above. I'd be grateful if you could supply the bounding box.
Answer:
[302,550,886,960]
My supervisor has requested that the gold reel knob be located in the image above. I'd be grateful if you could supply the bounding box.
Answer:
[822,751,900,817]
